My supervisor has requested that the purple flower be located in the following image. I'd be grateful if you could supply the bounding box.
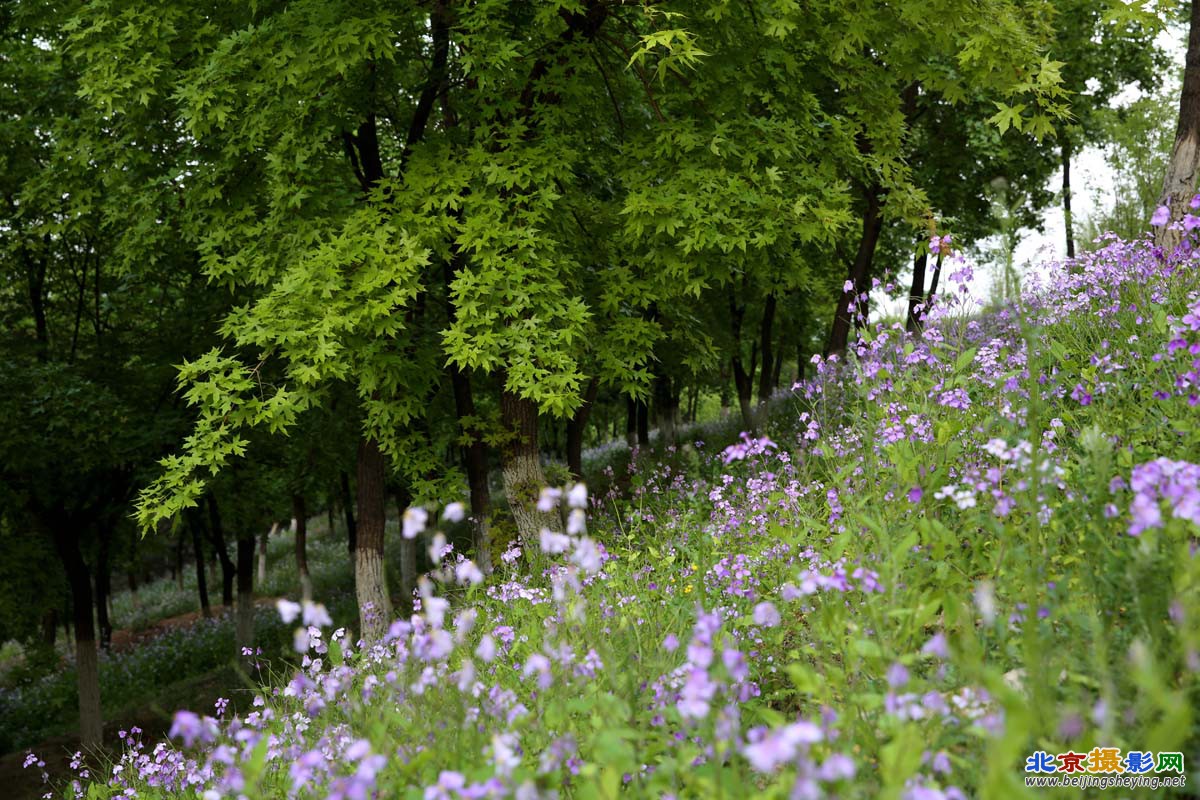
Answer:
[921,633,949,659]
[753,601,781,628]
[442,502,466,523]
[168,710,215,748]
[886,662,910,688]
[678,669,716,720]
[663,633,680,652]
[1151,205,1171,226]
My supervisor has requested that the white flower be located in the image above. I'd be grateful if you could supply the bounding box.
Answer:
[442,502,466,523]
[301,601,332,628]
[536,487,562,512]
[456,560,484,586]
[402,506,429,539]
[276,599,302,624]
[540,528,571,554]
[567,483,588,509]
[567,508,586,535]
[428,532,448,565]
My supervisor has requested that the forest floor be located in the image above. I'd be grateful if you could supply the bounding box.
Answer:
[1,603,276,800]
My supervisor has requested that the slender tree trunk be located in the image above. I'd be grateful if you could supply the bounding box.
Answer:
[827,186,884,355]
[257,523,273,587]
[636,399,649,446]
[625,396,637,447]
[235,532,255,652]
[906,250,928,333]
[499,389,561,546]
[188,511,212,618]
[50,524,102,747]
[567,378,600,479]
[1062,139,1076,259]
[205,494,235,607]
[441,243,494,574]
[729,290,758,431]
[41,609,57,647]
[652,373,675,447]
[95,523,113,651]
[924,251,945,310]
[355,437,391,640]
[292,493,312,603]
[756,293,778,415]
[393,488,417,616]
[339,471,357,557]
[173,529,184,591]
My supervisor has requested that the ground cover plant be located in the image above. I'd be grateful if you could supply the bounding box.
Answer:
[27,227,1199,799]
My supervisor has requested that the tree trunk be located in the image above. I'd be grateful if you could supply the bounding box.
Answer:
[924,251,944,309]
[235,532,255,652]
[567,377,599,479]
[756,293,778,414]
[205,494,235,607]
[393,488,418,616]
[95,523,113,651]
[625,396,637,447]
[173,529,184,591]
[444,337,493,573]
[40,609,57,647]
[1158,0,1200,253]
[355,437,391,640]
[729,290,758,431]
[906,250,928,334]
[499,389,561,546]
[652,373,675,447]
[339,471,357,557]
[257,523,273,587]
[826,185,884,356]
[188,510,212,618]
[50,524,102,747]
[292,493,312,603]
[1062,139,1076,259]
[636,399,649,446]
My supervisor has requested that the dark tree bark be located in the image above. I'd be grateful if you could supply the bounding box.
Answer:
[1158,0,1200,253]
[205,494,235,607]
[827,185,884,356]
[499,389,562,545]
[729,291,758,431]
[95,522,113,651]
[235,531,255,652]
[292,493,312,602]
[567,377,600,479]
[173,528,184,591]
[906,250,928,334]
[652,372,675,447]
[757,292,778,408]
[50,523,102,747]
[355,437,391,640]
[393,487,418,616]
[625,395,637,447]
[40,609,57,647]
[1062,139,1076,259]
[924,251,945,310]
[339,470,357,556]
[441,251,494,573]
[636,399,649,445]
[187,509,212,618]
